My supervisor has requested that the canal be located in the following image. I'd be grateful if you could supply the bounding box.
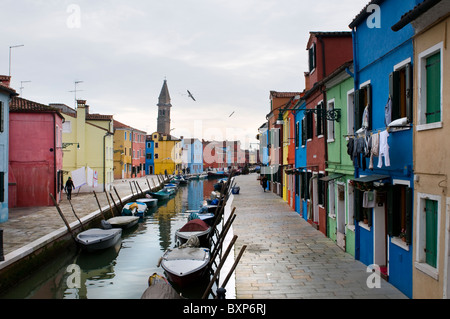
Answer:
[0,178,220,299]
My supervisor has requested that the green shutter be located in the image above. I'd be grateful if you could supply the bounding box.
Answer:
[426,53,441,124]
[425,199,438,268]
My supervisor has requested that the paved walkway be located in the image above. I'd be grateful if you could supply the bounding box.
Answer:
[231,174,408,299]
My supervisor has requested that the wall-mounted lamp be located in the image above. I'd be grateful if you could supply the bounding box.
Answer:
[62,142,80,149]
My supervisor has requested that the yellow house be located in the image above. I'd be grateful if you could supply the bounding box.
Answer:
[113,120,133,179]
[59,100,114,192]
[150,132,182,175]
[394,2,450,299]
[282,110,289,201]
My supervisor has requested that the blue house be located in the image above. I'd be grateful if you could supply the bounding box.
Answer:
[349,0,424,298]
[0,76,17,223]
[145,138,154,175]
[294,101,308,220]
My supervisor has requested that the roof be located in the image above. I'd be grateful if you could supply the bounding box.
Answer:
[351,174,390,183]
[349,0,385,29]
[392,0,444,31]
[269,91,301,99]
[10,96,64,119]
[86,113,113,121]
[158,79,172,107]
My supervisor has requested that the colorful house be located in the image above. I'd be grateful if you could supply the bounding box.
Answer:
[294,100,308,220]
[145,137,154,175]
[202,140,231,171]
[113,120,133,179]
[0,76,17,222]
[302,31,353,235]
[392,0,450,299]
[131,128,147,178]
[349,0,423,297]
[150,132,182,176]
[9,97,64,207]
[56,100,114,192]
[321,60,356,256]
[182,138,204,175]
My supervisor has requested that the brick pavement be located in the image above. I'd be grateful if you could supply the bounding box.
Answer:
[231,174,408,299]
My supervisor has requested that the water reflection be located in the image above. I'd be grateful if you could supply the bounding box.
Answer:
[1,178,217,299]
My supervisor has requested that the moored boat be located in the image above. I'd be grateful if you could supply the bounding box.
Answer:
[160,247,210,287]
[175,219,211,247]
[140,273,183,299]
[75,227,122,252]
[136,197,158,208]
[121,202,148,217]
[107,216,139,229]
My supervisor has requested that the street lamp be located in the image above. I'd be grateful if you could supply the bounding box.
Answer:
[9,44,24,77]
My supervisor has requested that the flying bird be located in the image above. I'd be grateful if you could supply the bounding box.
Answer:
[187,90,196,101]
[229,111,235,118]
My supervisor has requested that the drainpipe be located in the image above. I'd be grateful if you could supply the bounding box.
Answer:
[103,131,113,192]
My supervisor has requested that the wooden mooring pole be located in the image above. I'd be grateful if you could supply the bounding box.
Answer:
[113,186,124,209]
[50,193,75,241]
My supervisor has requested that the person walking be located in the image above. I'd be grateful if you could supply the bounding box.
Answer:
[261,175,268,192]
[65,177,75,200]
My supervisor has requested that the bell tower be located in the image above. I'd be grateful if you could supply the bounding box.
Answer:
[157,79,172,135]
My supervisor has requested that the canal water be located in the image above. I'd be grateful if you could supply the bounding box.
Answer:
[1,178,220,299]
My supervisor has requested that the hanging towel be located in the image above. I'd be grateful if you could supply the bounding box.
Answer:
[377,130,390,168]
[384,97,392,127]
[363,190,376,208]
[369,132,379,170]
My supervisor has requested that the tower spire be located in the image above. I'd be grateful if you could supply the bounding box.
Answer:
[157,79,172,135]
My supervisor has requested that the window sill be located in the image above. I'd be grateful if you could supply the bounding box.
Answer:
[416,122,443,131]
[329,214,336,219]
[347,225,355,232]
[358,221,371,231]
[327,138,335,143]
[391,237,409,251]
[414,262,439,280]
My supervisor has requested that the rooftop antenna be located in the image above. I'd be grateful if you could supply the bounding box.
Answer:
[20,80,31,97]
[69,80,83,108]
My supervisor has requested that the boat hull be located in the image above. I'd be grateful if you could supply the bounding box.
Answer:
[160,247,210,287]
[76,228,122,252]
[107,216,139,229]
[136,198,158,208]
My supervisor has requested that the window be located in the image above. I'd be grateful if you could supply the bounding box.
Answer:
[355,82,372,132]
[0,172,4,202]
[295,122,299,148]
[316,101,324,137]
[347,89,355,136]
[0,101,3,133]
[327,99,335,142]
[155,153,159,159]
[389,60,412,125]
[301,117,307,146]
[62,120,71,133]
[155,142,159,148]
[309,43,316,72]
[318,173,325,206]
[415,192,441,279]
[418,43,443,130]
[387,183,412,245]
[124,131,127,140]
[305,112,313,140]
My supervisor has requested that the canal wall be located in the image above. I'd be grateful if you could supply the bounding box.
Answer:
[0,176,168,293]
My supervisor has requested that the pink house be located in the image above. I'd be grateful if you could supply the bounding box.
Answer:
[9,97,65,207]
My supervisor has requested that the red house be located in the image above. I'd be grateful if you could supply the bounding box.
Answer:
[9,97,65,207]
[303,31,352,235]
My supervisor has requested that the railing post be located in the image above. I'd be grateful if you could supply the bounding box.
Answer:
[216,288,226,299]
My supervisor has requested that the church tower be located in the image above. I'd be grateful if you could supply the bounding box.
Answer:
[157,79,172,135]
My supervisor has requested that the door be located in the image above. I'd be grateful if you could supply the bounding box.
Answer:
[336,184,346,250]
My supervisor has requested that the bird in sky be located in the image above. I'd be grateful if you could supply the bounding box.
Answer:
[229,111,235,117]
[187,90,196,101]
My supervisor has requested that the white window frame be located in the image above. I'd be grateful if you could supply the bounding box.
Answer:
[347,89,355,136]
[415,192,442,280]
[417,42,443,131]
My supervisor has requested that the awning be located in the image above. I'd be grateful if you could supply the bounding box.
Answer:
[319,174,345,182]
[351,174,390,183]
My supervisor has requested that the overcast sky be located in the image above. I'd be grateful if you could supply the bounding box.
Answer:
[1,0,369,148]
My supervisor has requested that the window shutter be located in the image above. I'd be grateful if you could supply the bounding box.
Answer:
[354,89,362,130]
[405,62,413,123]
[295,122,299,148]
[316,102,323,136]
[301,117,306,146]
[389,71,400,121]
[0,172,4,202]
[306,112,313,140]
[387,185,394,236]
[405,187,412,244]
[366,84,372,131]
[426,53,441,124]
[425,199,438,267]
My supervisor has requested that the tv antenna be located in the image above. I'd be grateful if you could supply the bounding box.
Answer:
[69,80,84,108]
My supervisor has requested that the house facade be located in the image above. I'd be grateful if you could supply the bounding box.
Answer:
[294,101,307,220]
[131,128,146,178]
[349,0,423,298]
[9,97,64,207]
[322,61,356,256]
[57,100,114,192]
[150,132,182,175]
[393,0,450,299]
[303,31,353,235]
[113,120,133,179]
[182,138,203,175]
[145,137,154,175]
[0,76,17,222]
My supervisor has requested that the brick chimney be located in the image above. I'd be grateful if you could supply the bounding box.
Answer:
[0,75,11,87]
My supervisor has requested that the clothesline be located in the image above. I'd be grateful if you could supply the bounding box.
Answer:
[342,124,412,138]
